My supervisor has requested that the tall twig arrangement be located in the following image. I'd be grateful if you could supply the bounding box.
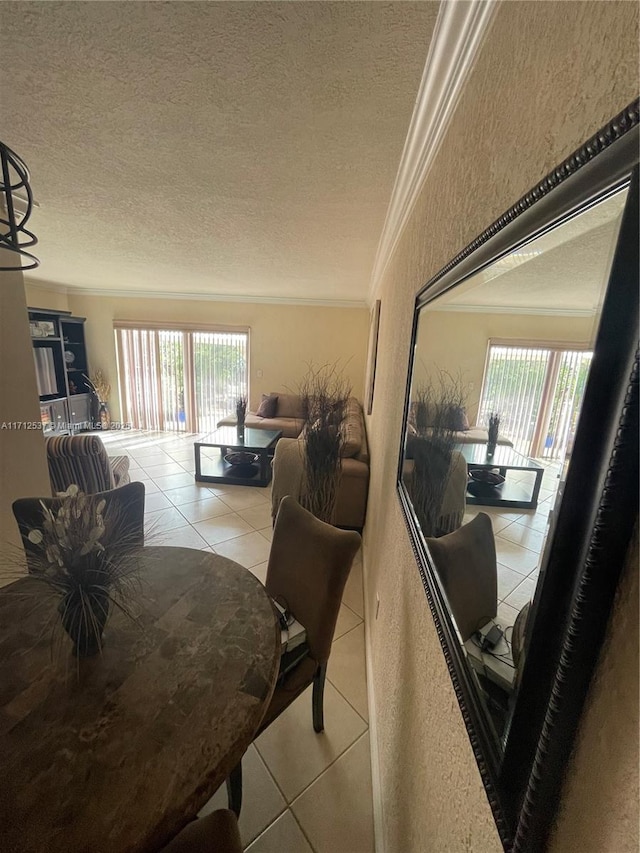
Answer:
[487,412,500,451]
[235,396,248,425]
[409,370,467,536]
[298,362,351,524]
[84,370,111,403]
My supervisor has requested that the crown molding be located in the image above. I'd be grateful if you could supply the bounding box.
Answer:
[368,0,498,301]
[428,302,596,317]
[22,280,367,309]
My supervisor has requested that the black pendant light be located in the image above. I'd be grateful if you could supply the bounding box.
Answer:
[0,141,39,272]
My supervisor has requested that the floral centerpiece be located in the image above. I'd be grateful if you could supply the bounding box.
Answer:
[487,412,500,457]
[235,395,248,438]
[23,485,141,657]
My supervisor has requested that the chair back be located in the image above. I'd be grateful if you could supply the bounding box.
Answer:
[12,482,145,572]
[266,496,361,664]
[425,512,497,642]
[46,435,115,495]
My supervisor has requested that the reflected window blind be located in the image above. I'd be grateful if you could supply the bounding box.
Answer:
[115,325,248,433]
[479,342,593,460]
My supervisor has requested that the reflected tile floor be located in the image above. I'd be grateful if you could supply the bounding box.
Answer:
[100,430,374,853]
[463,461,561,632]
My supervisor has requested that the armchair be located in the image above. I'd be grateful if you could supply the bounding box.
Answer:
[45,434,130,495]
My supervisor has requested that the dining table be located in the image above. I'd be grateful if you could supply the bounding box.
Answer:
[0,546,281,853]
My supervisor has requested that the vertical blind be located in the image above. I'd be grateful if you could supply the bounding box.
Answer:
[115,325,248,433]
[479,342,593,460]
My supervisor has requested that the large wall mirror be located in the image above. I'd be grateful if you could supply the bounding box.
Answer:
[397,102,638,852]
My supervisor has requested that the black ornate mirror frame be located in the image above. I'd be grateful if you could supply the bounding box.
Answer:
[397,100,639,852]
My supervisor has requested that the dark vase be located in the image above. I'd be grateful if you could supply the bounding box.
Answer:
[236,420,245,442]
[486,441,497,458]
[59,589,110,657]
[99,402,111,431]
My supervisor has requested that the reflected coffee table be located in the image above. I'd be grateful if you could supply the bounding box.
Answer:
[194,426,282,487]
[457,442,545,510]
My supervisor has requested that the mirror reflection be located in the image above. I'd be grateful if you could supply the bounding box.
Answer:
[401,186,628,746]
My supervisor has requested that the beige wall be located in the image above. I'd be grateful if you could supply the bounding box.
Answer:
[24,283,69,313]
[0,263,51,562]
[26,293,368,421]
[363,2,638,852]
[415,310,595,423]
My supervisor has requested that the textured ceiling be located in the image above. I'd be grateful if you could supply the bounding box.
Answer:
[438,188,627,313]
[0,1,437,303]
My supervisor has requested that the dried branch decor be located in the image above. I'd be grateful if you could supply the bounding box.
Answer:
[84,369,111,403]
[299,362,351,524]
[408,371,467,537]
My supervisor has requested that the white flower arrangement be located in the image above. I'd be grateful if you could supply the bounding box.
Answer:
[18,484,143,656]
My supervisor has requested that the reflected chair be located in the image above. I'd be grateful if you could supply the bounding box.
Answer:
[226,495,361,813]
[159,809,241,853]
[425,512,497,642]
[45,434,130,495]
[12,481,145,571]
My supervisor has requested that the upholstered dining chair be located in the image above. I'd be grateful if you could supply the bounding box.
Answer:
[226,495,361,813]
[12,481,145,572]
[425,511,497,642]
[45,434,130,495]
[159,809,241,853]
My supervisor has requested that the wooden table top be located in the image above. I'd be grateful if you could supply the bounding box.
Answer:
[0,546,280,853]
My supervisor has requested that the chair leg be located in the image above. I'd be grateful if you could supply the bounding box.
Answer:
[226,761,242,817]
[312,663,327,733]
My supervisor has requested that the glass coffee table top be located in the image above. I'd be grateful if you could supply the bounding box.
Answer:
[456,442,543,471]
[456,443,545,509]
[196,426,282,450]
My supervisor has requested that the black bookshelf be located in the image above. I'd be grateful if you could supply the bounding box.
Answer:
[28,307,92,434]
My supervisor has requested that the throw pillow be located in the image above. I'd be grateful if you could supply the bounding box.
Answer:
[447,405,470,432]
[256,394,278,419]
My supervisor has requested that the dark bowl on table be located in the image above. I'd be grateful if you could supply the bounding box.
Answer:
[467,468,506,496]
[224,451,260,475]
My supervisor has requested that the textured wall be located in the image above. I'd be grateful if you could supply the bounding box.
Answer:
[363,2,638,851]
[0,261,51,560]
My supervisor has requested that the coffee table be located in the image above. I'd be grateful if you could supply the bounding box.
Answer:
[194,426,282,487]
[457,442,544,510]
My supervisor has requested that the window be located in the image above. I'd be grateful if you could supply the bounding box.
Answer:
[115,323,248,433]
[478,340,593,460]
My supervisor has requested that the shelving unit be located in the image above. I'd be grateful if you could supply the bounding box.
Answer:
[28,307,92,434]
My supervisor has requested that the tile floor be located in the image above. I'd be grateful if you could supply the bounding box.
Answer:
[100,430,374,853]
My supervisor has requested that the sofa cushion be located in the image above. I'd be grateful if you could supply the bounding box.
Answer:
[262,417,305,438]
[447,405,470,431]
[256,393,279,418]
[340,398,363,458]
[273,392,305,420]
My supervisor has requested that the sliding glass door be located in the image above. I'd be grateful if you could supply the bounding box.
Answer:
[478,342,592,461]
[116,325,248,433]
